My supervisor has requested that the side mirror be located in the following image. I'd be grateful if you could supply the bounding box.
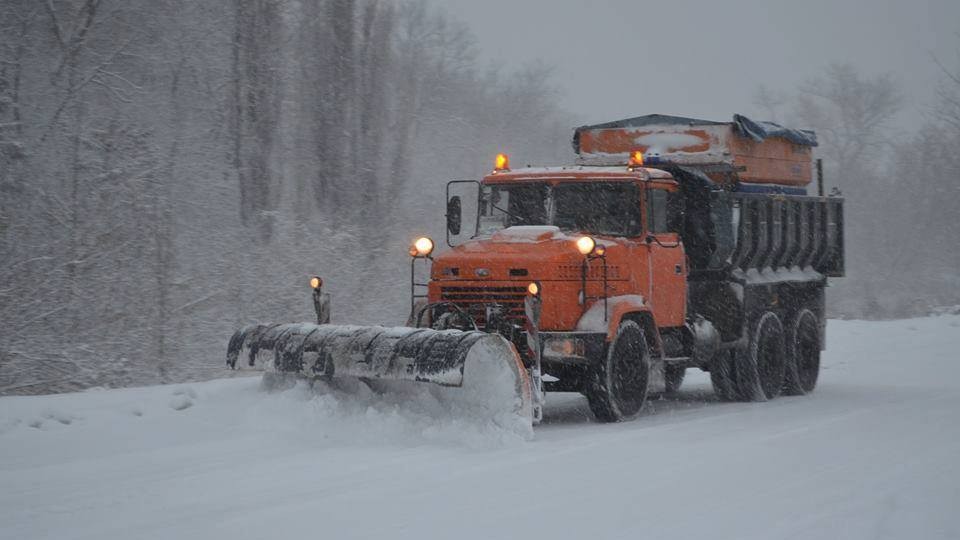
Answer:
[446,196,462,236]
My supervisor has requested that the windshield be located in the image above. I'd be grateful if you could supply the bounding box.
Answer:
[479,182,642,237]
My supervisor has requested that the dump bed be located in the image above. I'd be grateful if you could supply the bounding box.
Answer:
[573,114,818,189]
[710,191,844,278]
[665,165,844,279]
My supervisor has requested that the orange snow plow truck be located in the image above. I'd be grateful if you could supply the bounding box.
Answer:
[227,114,844,428]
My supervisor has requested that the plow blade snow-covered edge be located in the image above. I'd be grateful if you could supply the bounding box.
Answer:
[226,323,535,432]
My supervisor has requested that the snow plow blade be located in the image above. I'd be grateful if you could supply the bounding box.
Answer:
[226,323,534,429]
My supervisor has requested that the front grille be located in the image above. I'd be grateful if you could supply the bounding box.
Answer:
[440,286,527,325]
[557,264,622,280]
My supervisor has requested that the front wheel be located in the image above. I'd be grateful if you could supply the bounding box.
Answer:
[585,320,650,422]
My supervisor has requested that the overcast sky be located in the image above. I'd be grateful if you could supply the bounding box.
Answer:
[440,0,959,128]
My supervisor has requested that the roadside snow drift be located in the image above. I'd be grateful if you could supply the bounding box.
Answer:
[2,315,960,540]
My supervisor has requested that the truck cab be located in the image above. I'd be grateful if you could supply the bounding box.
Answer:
[422,156,691,420]
[434,163,686,323]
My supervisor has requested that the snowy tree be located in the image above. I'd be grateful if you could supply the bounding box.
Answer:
[750,60,960,317]
[795,64,902,185]
[232,0,283,242]
[0,0,573,394]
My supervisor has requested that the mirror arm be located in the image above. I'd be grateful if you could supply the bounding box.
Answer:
[445,180,481,247]
[646,234,681,248]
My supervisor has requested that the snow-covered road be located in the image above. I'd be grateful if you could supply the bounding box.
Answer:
[3,316,959,540]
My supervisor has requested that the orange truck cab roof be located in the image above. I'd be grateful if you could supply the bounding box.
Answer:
[482,165,677,190]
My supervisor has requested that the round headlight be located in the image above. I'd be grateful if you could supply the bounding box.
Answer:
[527,282,540,296]
[412,236,434,257]
[309,276,322,289]
[576,236,596,256]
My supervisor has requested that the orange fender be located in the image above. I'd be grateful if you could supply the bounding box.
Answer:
[574,294,647,340]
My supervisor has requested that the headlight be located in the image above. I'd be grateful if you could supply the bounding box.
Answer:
[411,237,434,257]
[576,236,596,256]
[543,337,585,358]
[526,282,540,296]
[309,276,322,289]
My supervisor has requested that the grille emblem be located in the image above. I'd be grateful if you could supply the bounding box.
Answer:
[474,268,490,277]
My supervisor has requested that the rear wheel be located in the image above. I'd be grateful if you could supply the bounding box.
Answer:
[734,311,786,401]
[586,320,650,422]
[783,308,821,395]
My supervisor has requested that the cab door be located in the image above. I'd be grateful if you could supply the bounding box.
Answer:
[643,187,687,327]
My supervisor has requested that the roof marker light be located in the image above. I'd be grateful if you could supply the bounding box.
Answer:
[494,153,510,172]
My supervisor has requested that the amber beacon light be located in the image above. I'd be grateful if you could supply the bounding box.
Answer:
[494,153,510,172]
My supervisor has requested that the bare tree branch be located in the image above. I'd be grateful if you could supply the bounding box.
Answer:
[44,0,67,48]
[39,37,135,143]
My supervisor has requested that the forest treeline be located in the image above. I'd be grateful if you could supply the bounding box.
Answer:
[752,62,960,319]
[0,0,573,393]
[1,1,957,394]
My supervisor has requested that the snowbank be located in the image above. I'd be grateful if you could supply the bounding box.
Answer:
[2,315,959,540]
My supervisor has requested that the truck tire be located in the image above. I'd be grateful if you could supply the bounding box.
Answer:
[665,365,686,394]
[782,308,820,395]
[586,320,650,422]
[734,311,786,401]
[710,350,739,402]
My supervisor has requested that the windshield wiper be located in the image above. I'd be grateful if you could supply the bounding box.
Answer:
[491,203,528,225]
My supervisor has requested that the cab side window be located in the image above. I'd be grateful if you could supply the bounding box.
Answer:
[646,189,669,233]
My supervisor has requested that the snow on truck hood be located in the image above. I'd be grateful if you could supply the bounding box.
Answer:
[490,226,566,243]
[441,228,585,260]
[485,226,622,247]
[443,228,620,259]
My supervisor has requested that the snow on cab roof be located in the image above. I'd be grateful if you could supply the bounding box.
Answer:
[483,165,674,183]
